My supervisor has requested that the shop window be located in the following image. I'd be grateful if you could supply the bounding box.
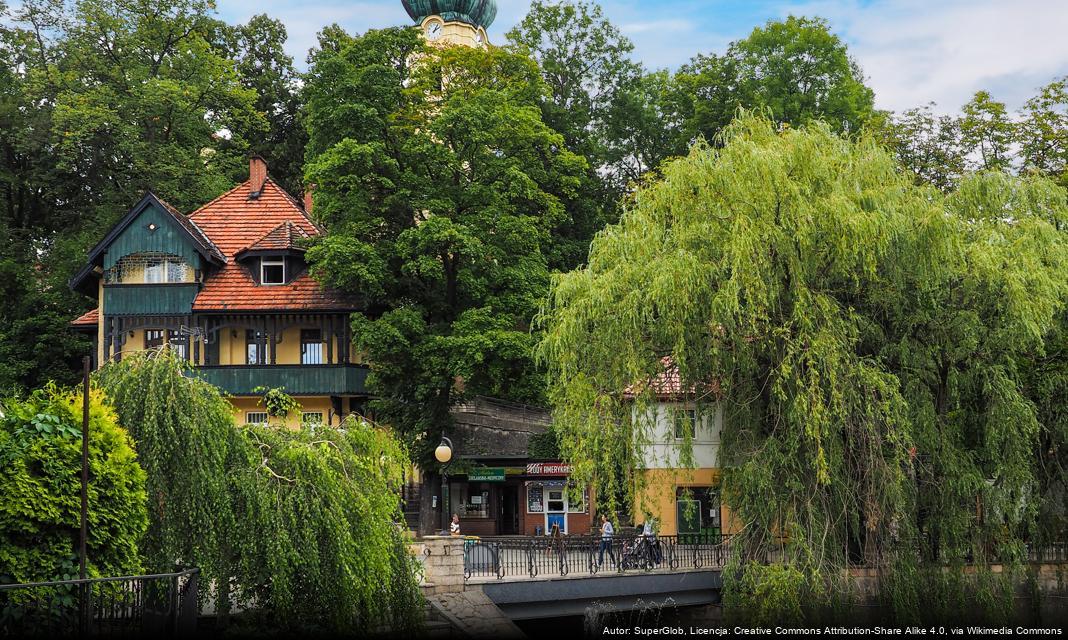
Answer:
[567,485,588,513]
[674,408,697,439]
[246,412,268,425]
[144,329,164,350]
[675,486,721,541]
[301,329,324,364]
[547,487,566,512]
[527,484,544,513]
[455,483,490,518]
[261,257,285,285]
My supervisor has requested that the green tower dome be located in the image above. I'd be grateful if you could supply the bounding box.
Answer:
[401,0,497,30]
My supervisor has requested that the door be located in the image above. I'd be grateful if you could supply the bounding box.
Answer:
[546,487,567,534]
[500,485,519,535]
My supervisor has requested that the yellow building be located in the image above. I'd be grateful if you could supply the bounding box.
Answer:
[630,369,741,538]
[70,156,367,428]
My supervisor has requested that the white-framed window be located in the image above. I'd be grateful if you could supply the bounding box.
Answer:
[245,412,268,425]
[301,412,324,425]
[674,408,697,439]
[261,257,285,285]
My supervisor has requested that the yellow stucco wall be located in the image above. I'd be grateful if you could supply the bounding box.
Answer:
[214,326,360,365]
[96,280,105,366]
[229,396,343,429]
[634,468,742,536]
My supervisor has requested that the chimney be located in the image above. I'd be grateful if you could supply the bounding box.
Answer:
[249,154,268,199]
[303,183,316,215]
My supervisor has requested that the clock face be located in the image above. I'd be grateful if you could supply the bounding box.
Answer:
[426,22,442,41]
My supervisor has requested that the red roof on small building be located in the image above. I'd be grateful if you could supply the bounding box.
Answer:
[71,308,98,327]
[625,357,722,400]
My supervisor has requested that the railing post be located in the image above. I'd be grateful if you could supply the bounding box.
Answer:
[527,540,536,578]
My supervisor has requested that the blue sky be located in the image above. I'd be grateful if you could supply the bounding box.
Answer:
[215,0,1068,113]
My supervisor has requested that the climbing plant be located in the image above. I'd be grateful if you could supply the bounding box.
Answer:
[0,384,147,583]
[537,113,1068,619]
[95,349,423,634]
[252,385,301,422]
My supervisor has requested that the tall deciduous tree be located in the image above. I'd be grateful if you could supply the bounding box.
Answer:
[674,16,875,145]
[871,103,966,192]
[303,27,586,463]
[222,14,307,196]
[0,0,271,394]
[507,0,643,262]
[959,90,1016,173]
[1018,77,1068,187]
[537,114,1068,619]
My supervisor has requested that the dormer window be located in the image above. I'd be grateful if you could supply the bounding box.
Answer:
[261,257,285,285]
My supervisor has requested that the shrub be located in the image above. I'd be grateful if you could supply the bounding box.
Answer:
[0,384,147,583]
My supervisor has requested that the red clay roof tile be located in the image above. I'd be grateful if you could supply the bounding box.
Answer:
[188,177,356,312]
[71,308,98,326]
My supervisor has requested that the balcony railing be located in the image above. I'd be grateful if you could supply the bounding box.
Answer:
[195,363,369,396]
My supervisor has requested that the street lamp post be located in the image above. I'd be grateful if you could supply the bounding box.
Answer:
[435,437,454,533]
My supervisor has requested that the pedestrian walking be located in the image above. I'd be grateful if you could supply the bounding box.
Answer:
[597,514,616,567]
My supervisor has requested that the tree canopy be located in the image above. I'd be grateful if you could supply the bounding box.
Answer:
[537,114,1068,617]
[673,16,875,146]
[0,384,147,583]
[303,26,586,461]
[95,349,422,634]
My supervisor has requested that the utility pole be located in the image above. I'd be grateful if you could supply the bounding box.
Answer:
[80,356,90,636]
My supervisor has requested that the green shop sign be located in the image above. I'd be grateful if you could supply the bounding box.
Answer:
[467,467,505,482]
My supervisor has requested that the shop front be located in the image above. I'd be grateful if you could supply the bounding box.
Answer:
[449,461,595,537]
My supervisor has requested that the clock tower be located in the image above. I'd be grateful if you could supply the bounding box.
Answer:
[401,0,496,48]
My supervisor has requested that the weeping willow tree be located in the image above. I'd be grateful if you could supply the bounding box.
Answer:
[95,349,422,634]
[536,114,1068,621]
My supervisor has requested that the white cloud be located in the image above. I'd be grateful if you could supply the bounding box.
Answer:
[620,18,694,34]
[782,0,1068,112]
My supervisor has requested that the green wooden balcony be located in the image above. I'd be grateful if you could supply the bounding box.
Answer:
[195,364,370,397]
[104,283,199,315]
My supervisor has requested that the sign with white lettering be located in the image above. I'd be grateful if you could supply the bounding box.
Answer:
[525,462,572,476]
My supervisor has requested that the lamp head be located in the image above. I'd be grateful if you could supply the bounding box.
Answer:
[434,438,453,464]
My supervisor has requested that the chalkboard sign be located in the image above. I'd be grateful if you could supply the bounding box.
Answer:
[527,485,544,513]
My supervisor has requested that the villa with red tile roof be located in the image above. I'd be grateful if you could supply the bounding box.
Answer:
[69,156,368,427]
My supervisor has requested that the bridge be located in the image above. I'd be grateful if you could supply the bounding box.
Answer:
[415,536,1068,638]
[416,534,728,637]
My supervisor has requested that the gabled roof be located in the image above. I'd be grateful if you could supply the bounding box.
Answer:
[235,220,311,258]
[625,357,722,401]
[70,176,360,314]
[188,177,358,312]
[68,192,225,296]
[188,178,320,255]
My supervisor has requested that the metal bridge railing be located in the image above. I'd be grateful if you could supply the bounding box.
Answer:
[0,568,199,637]
[463,533,732,581]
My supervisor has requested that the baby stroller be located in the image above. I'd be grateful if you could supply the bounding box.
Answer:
[620,531,662,569]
